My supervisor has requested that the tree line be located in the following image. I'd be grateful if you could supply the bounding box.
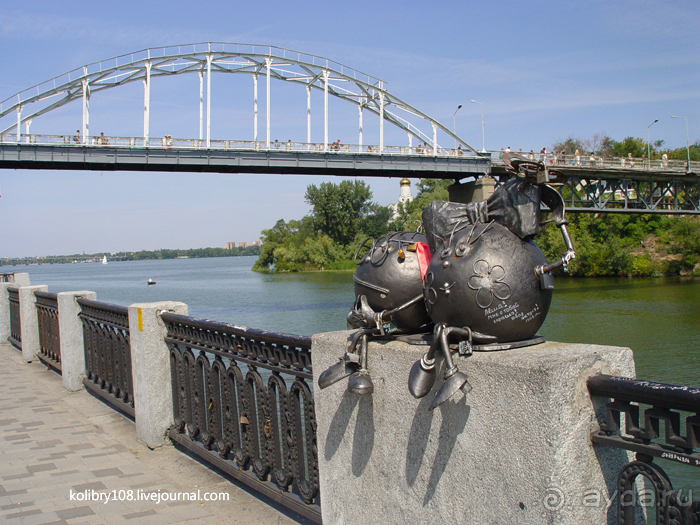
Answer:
[1,245,260,266]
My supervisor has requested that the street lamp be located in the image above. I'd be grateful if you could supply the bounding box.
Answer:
[471,99,486,152]
[671,115,690,171]
[647,118,659,166]
[453,104,462,149]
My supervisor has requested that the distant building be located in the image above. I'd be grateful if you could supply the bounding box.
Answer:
[226,242,235,250]
[239,242,247,249]
[250,240,261,246]
[388,177,413,220]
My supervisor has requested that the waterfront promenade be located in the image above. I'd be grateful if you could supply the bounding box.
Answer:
[0,342,309,525]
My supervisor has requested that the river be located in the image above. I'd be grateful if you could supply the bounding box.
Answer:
[4,256,698,491]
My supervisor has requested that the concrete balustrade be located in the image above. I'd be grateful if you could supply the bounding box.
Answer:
[18,285,48,362]
[0,273,30,341]
[311,332,636,525]
[57,291,96,391]
[128,301,188,449]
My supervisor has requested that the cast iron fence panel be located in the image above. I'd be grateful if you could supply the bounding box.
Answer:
[35,291,61,371]
[8,286,21,350]
[77,298,134,417]
[588,374,700,524]
[161,312,320,523]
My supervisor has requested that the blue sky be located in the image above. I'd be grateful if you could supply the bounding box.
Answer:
[1,0,698,258]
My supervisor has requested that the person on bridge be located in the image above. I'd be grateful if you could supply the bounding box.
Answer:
[73,130,80,144]
[662,152,669,169]
[628,153,635,168]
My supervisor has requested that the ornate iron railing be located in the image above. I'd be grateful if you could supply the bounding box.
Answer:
[77,298,134,417]
[7,286,21,350]
[35,291,61,371]
[161,312,320,523]
[588,374,700,524]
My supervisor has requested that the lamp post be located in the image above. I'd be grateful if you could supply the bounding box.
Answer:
[647,119,659,167]
[453,104,462,149]
[671,115,690,171]
[471,99,486,152]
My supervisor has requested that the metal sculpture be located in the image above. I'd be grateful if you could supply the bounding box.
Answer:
[318,232,432,395]
[319,154,576,410]
[410,156,575,408]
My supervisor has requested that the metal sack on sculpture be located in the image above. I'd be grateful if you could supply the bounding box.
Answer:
[410,166,576,408]
[423,221,550,342]
[350,231,432,333]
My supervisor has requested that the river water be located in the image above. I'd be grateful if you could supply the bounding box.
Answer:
[4,256,698,491]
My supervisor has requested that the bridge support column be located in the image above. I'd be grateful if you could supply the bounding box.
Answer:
[206,54,211,148]
[18,285,48,363]
[143,61,151,146]
[379,88,384,153]
[312,332,635,525]
[307,84,311,145]
[199,71,204,141]
[16,105,22,142]
[253,74,258,144]
[432,122,437,155]
[81,78,90,143]
[128,301,188,449]
[266,58,271,149]
[358,100,363,150]
[324,69,329,151]
[58,291,96,392]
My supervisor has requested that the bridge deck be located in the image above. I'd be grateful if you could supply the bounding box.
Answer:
[0,143,490,179]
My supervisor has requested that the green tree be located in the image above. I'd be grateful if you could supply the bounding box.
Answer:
[305,180,373,245]
[610,137,646,158]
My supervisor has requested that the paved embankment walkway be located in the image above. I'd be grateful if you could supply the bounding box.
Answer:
[0,343,310,525]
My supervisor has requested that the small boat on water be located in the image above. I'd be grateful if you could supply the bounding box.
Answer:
[102,255,108,265]
[147,278,157,285]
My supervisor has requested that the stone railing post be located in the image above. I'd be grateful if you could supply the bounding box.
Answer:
[12,273,30,286]
[18,285,48,362]
[312,332,636,525]
[58,291,96,392]
[0,283,14,342]
[128,301,188,449]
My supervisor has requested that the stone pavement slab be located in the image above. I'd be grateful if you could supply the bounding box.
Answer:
[0,343,311,524]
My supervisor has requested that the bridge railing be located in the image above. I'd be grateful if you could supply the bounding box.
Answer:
[489,151,698,174]
[35,291,61,371]
[588,375,700,524]
[77,297,135,417]
[0,132,471,158]
[7,286,21,350]
[161,312,320,522]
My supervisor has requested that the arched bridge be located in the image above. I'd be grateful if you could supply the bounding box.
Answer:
[0,42,697,213]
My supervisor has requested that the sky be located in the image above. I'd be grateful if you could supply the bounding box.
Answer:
[0,0,698,258]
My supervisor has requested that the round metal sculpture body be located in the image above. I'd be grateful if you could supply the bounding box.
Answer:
[353,232,432,332]
[423,222,551,342]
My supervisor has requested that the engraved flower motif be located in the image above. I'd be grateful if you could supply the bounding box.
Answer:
[467,259,512,309]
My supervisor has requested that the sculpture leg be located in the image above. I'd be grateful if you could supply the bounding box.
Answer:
[348,333,374,395]
[429,326,472,410]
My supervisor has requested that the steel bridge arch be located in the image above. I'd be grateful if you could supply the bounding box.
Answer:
[0,42,478,154]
